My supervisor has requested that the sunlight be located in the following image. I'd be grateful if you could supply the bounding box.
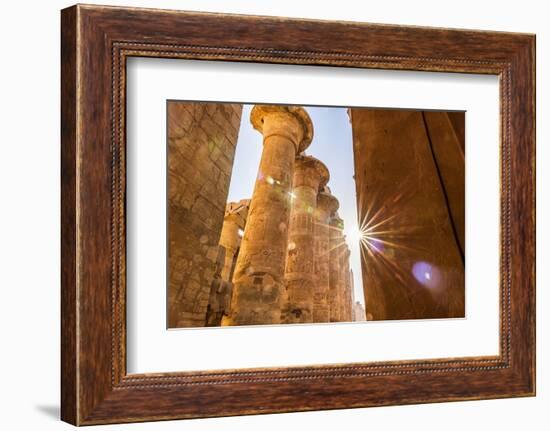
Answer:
[348,223,366,244]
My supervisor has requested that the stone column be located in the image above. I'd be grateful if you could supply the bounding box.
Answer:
[283,156,329,324]
[218,213,241,282]
[329,215,344,322]
[346,266,355,322]
[340,247,352,321]
[313,190,339,323]
[225,106,313,326]
[218,200,249,282]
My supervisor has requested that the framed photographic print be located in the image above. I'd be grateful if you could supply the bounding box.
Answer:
[61,4,536,425]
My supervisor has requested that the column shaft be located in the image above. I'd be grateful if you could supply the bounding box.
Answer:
[226,106,313,326]
[340,249,352,321]
[313,191,339,323]
[218,200,249,282]
[329,217,344,322]
[283,156,329,323]
[313,214,330,322]
[219,216,240,281]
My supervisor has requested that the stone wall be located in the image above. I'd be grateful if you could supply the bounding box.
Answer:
[167,101,242,328]
[349,108,465,320]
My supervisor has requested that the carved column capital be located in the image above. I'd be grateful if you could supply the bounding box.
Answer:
[293,155,329,190]
[330,215,345,231]
[251,105,313,154]
[316,191,340,223]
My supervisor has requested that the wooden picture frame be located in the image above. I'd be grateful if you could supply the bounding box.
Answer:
[61,4,536,425]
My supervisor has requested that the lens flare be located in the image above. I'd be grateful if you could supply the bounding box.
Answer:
[412,261,441,288]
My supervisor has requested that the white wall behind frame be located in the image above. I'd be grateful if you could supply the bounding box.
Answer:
[1,1,545,430]
[126,57,500,373]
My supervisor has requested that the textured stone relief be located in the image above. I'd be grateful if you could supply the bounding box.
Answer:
[167,101,243,328]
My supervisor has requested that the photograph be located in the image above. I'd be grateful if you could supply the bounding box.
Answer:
[167,102,465,328]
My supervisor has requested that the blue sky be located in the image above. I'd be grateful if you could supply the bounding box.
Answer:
[227,105,364,307]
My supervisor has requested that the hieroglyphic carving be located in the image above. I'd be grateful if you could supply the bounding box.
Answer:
[225,106,313,326]
[329,215,345,322]
[314,190,340,322]
[282,155,329,324]
[218,199,250,282]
